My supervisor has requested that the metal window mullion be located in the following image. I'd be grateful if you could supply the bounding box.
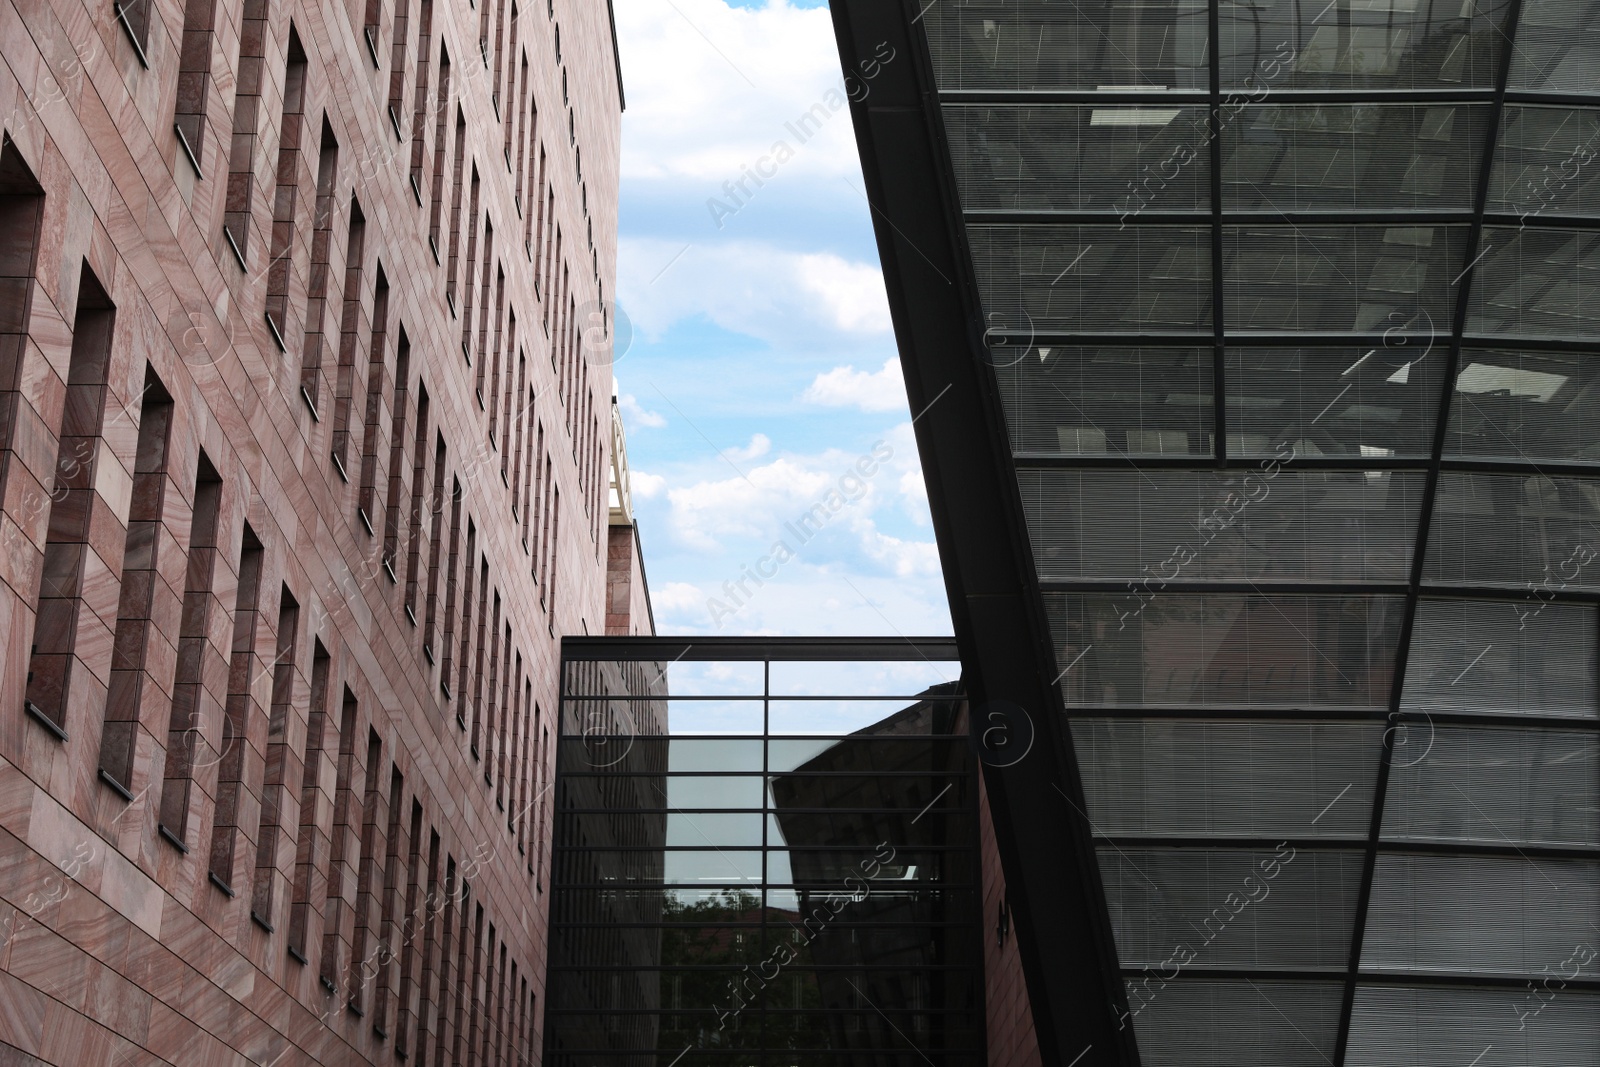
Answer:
[1330,1,1528,1061]
[1211,0,1227,466]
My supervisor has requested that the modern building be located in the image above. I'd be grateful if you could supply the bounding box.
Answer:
[827,1,1599,1065]
[0,0,638,1060]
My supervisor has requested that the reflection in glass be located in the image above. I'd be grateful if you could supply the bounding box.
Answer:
[995,347,1213,458]
[1401,599,1597,717]
[1072,719,1382,838]
[1448,348,1599,461]
[1226,347,1440,458]
[1509,0,1600,93]
[1127,978,1344,1067]
[970,225,1212,334]
[946,105,1208,213]
[1223,105,1485,211]
[1020,469,1423,583]
[1424,472,1600,590]
[1382,727,1599,847]
[1490,106,1600,218]
[1467,227,1600,339]
[1223,226,1464,332]
[1048,594,1404,709]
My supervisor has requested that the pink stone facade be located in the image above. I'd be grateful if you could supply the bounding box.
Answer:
[0,0,630,1059]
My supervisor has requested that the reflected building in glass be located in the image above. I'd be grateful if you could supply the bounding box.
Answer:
[824,0,1600,1066]
[544,640,983,1067]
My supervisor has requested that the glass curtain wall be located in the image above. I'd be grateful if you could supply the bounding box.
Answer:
[545,640,983,1067]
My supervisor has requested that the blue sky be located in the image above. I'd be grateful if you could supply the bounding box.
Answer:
[608,0,953,638]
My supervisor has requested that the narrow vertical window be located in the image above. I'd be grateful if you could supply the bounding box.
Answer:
[445,121,469,310]
[500,317,517,478]
[320,690,361,992]
[0,140,44,513]
[524,702,540,866]
[466,905,485,1063]
[525,141,542,259]
[416,833,443,1060]
[250,585,299,929]
[300,125,342,416]
[114,0,152,59]
[438,483,463,692]
[174,0,220,173]
[396,800,424,1056]
[422,434,447,661]
[222,0,270,261]
[503,655,520,819]
[546,487,560,624]
[265,30,308,351]
[483,603,502,780]
[331,199,368,477]
[458,171,482,351]
[287,640,332,962]
[207,526,265,894]
[516,683,531,844]
[385,0,410,134]
[455,523,477,717]
[475,228,497,375]
[374,767,405,1036]
[24,268,115,741]
[525,421,542,555]
[510,355,526,506]
[495,628,511,802]
[426,48,452,253]
[494,940,508,1065]
[451,882,473,1065]
[348,730,385,1014]
[433,855,457,1067]
[100,371,176,793]
[407,0,435,200]
[403,385,430,621]
[510,962,522,1067]
[158,457,224,845]
[490,0,506,110]
[536,721,549,881]
[514,56,529,200]
[362,0,384,65]
[357,268,391,530]
[381,331,411,579]
[504,6,519,161]
[486,266,505,436]
[536,456,551,594]
[467,556,483,748]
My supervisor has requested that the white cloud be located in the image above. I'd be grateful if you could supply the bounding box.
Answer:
[615,0,861,185]
[726,433,771,462]
[631,470,667,498]
[853,521,942,578]
[618,238,892,347]
[802,357,905,412]
[619,393,667,429]
[651,581,705,614]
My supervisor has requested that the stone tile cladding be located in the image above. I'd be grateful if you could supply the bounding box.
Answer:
[980,773,1043,1067]
[0,0,629,1058]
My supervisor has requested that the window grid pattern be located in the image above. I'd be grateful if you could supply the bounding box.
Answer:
[546,644,984,1066]
[922,0,1600,1063]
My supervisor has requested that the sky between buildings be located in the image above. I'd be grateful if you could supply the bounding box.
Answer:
[610,0,955,638]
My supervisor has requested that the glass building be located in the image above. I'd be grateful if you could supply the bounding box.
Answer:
[824,0,1600,1065]
[545,639,984,1066]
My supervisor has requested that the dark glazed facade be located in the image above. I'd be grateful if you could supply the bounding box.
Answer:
[829,0,1600,1065]
[0,0,634,1059]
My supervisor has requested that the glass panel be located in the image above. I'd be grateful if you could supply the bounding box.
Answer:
[665,659,765,697]
[1361,853,1600,975]
[1223,105,1485,211]
[766,660,960,697]
[558,735,761,775]
[1223,225,1465,332]
[768,811,975,851]
[767,848,967,887]
[923,0,1209,91]
[561,658,673,701]
[1509,0,1600,92]
[1126,978,1344,1067]
[1346,985,1600,1066]
[1220,0,1509,89]
[1467,227,1600,339]
[945,104,1209,213]
[560,775,768,810]
[770,773,970,815]
[767,736,967,775]
[995,346,1213,457]
[969,225,1212,334]
[1402,599,1597,719]
[561,698,764,737]
[1226,346,1441,458]
[767,699,963,737]
[1020,469,1423,583]
[1382,727,1600,847]
[1102,847,1361,970]
[665,811,765,849]
[1072,719,1382,837]
[1424,473,1600,590]
[1447,348,1600,461]
[1047,594,1405,709]
[1490,106,1600,219]
[667,738,763,773]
